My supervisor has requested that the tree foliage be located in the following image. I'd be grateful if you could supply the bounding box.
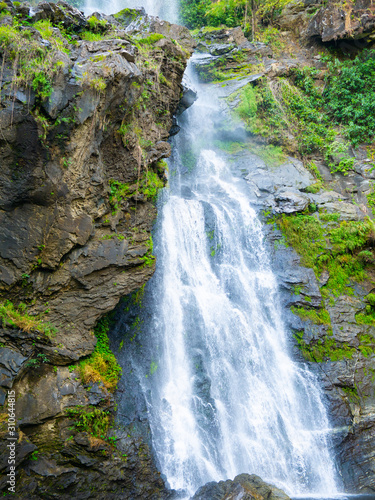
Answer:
[181,0,291,31]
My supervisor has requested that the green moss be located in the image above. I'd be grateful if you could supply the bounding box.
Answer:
[137,33,165,45]
[66,406,110,439]
[79,316,121,392]
[305,181,323,194]
[291,306,331,325]
[113,8,140,20]
[294,330,356,362]
[0,300,57,338]
[278,213,374,297]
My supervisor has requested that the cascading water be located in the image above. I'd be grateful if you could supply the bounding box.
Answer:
[83,0,178,23]
[119,60,341,499]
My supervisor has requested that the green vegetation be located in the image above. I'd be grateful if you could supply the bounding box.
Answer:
[291,306,331,325]
[80,31,105,42]
[138,170,164,201]
[277,213,374,297]
[324,51,375,147]
[196,55,263,83]
[0,300,57,338]
[182,0,289,33]
[141,235,156,267]
[109,170,164,214]
[87,16,108,33]
[25,353,49,368]
[79,316,121,392]
[0,24,64,100]
[137,33,165,45]
[66,406,110,439]
[294,329,375,362]
[233,54,375,175]
[294,331,357,362]
[356,294,375,327]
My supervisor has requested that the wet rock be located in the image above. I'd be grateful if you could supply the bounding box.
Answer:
[273,190,310,213]
[209,43,236,55]
[177,74,198,115]
[192,473,291,500]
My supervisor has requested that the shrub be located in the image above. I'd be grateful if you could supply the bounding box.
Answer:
[66,406,110,439]
[79,316,121,391]
[324,50,375,146]
[277,214,374,297]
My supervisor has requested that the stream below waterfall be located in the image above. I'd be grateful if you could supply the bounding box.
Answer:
[114,60,344,499]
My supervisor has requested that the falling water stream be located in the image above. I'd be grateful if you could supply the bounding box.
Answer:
[93,0,343,495]
[83,0,178,23]
[116,57,342,499]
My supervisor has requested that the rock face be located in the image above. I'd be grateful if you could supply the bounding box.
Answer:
[192,474,291,500]
[0,2,194,498]
[307,0,375,42]
[0,4,194,359]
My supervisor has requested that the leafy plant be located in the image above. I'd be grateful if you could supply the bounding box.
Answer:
[79,316,121,391]
[66,406,110,438]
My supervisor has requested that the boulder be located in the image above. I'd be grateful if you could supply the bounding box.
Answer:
[192,473,291,500]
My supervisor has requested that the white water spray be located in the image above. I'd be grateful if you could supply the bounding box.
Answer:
[129,61,341,498]
[83,0,178,23]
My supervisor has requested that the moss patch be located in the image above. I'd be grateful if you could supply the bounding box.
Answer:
[277,213,374,297]
[294,331,357,362]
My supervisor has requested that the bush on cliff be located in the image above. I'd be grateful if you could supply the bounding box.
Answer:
[80,316,121,391]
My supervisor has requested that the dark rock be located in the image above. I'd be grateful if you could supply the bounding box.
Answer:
[30,1,88,32]
[209,43,236,55]
[192,473,291,500]
[307,0,375,42]
[177,75,197,115]
[0,347,27,389]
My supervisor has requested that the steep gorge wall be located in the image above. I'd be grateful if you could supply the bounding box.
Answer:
[0,2,195,498]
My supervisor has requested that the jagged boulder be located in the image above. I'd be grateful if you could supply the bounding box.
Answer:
[192,474,291,500]
[307,0,375,42]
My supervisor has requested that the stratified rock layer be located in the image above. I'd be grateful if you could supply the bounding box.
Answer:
[0,2,194,498]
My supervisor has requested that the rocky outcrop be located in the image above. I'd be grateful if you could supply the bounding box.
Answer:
[0,2,194,498]
[307,0,375,42]
[191,27,271,82]
[192,474,290,500]
[0,3,194,359]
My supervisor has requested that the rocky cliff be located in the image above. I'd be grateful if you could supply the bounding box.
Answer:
[1,0,375,497]
[0,2,195,498]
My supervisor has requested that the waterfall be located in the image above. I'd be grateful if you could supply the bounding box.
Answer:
[118,62,340,498]
[83,0,178,23]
